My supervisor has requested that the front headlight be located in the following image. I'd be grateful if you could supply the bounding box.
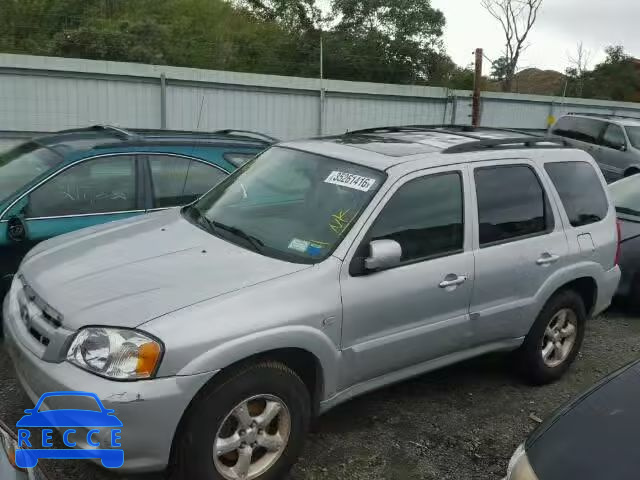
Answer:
[506,444,538,480]
[67,327,163,380]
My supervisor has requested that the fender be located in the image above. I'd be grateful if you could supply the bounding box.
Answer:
[176,325,342,401]
[529,260,603,320]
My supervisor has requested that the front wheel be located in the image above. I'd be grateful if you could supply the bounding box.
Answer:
[174,361,311,480]
[516,290,586,385]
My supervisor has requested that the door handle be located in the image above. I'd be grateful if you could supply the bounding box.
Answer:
[536,253,560,266]
[439,275,467,288]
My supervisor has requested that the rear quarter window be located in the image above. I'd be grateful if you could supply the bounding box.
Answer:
[551,117,576,138]
[544,161,609,227]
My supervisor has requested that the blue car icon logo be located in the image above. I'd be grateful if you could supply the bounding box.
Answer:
[15,391,124,469]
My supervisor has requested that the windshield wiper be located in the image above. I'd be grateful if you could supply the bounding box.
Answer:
[210,220,265,253]
[616,206,640,217]
[183,205,216,234]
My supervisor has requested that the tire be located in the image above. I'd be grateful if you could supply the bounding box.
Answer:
[174,361,311,480]
[516,290,586,385]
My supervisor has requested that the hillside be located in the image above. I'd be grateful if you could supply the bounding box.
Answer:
[486,68,567,96]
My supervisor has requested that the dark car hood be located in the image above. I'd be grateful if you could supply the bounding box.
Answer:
[19,209,310,330]
[526,360,640,480]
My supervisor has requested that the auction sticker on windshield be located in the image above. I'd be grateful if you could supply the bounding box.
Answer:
[324,171,376,192]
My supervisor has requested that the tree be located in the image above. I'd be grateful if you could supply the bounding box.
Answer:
[481,0,543,92]
[328,0,448,83]
[490,56,510,81]
[0,0,459,85]
[566,42,590,97]
[582,45,640,102]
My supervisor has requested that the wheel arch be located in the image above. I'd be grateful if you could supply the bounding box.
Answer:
[537,273,598,318]
[168,344,330,471]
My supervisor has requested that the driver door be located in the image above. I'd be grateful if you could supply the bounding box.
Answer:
[339,166,475,388]
[3,154,144,260]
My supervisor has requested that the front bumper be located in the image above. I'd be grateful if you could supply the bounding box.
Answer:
[3,294,217,473]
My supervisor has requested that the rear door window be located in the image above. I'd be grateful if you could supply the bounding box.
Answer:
[149,155,227,208]
[475,165,553,247]
[545,161,609,227]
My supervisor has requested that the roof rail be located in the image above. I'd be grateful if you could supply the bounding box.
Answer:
[346,124,542,138]
[442,136,569,154]
[566,112,640,120]
[90,124,139,139]
[212,129,279,143]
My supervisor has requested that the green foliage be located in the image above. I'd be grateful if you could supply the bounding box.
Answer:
[490,57,510,82]
[0,0,456,85]
[581,45,640,102]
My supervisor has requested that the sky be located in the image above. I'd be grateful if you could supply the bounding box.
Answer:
[429,0,640,73]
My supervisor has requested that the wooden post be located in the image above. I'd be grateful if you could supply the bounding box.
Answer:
[472,48,483,128]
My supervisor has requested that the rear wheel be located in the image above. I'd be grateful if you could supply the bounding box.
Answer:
[516,290,586,385]
[174,361,311,480]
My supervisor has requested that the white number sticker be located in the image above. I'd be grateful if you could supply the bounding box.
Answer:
[288,238,310,253]
[324,171,376,192]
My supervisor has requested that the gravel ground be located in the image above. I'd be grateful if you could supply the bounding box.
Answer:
[1,307,639,480]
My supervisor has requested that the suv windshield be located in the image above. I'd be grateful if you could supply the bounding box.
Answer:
[610,175,640,217]
[0,142,63,204]
[625,126,640,149]
[184,146,385,263]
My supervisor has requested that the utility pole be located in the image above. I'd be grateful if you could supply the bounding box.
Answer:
[320,35,324,80]
[319,35,325,136]
[472,48,483,128]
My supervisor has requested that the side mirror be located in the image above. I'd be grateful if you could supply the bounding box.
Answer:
[7,216,26,242]
[364,239,402,271]
[619,144,627,152]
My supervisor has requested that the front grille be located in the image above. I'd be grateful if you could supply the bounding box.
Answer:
[29,327,50,346]
[16,277,63,348]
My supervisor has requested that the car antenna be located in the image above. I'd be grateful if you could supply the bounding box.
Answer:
[183,95,207,195]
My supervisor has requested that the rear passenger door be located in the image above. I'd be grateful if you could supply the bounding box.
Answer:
[468,161,569,346]
[146,154,229,210]
[544,161,615,271]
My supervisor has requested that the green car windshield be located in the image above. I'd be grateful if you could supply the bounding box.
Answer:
[184,146,386,264]
[0,142,64,205]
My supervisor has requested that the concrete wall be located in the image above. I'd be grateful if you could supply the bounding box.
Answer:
[1,53,640,151]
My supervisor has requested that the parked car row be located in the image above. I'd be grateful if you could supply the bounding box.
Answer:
[2,125,623,479]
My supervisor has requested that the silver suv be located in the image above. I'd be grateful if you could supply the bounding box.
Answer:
[3,127,621,480]
[551,113,640,181]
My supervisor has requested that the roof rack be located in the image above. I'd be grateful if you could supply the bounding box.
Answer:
[442,136,569,154]
[567,112,640,120]
[346,124,541,138]
[89,124,140,139]
[212,129,279,144]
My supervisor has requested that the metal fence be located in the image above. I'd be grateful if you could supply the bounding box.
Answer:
[2,53,640,150]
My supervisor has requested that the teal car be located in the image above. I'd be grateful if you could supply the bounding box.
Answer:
[0,126,273,299]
